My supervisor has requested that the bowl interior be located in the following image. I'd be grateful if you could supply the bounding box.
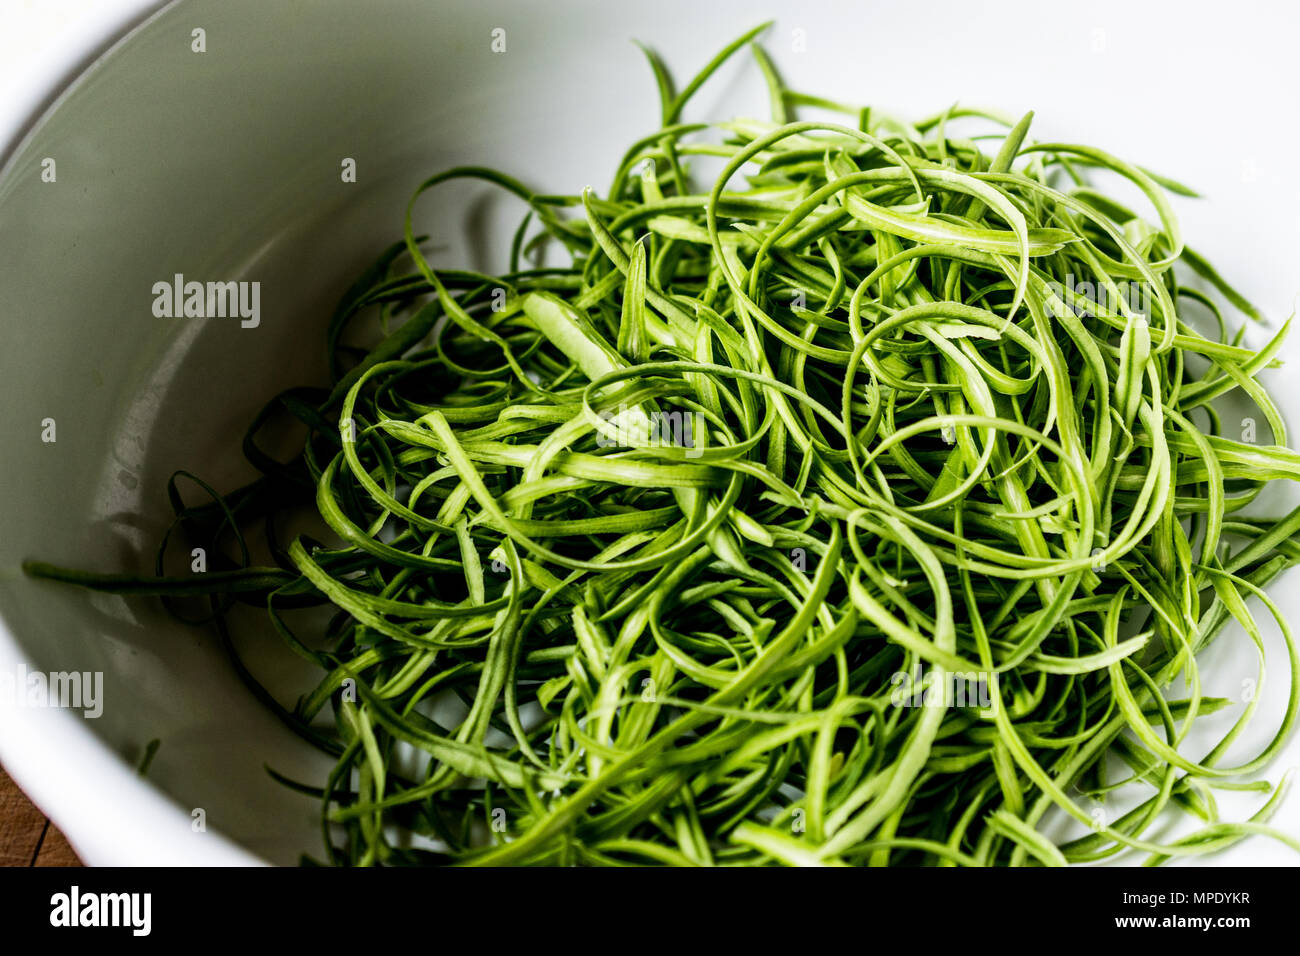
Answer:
[2,0,1299,864]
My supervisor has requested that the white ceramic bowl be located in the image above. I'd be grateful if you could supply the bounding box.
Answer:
[2,0,1298,865]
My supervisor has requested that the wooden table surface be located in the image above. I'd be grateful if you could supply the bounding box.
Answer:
[0,764,82,867]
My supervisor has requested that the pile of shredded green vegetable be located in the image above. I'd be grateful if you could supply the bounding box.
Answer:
[28,24,1300,866]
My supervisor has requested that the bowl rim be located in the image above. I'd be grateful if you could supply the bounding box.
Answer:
[0,0,265,866]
